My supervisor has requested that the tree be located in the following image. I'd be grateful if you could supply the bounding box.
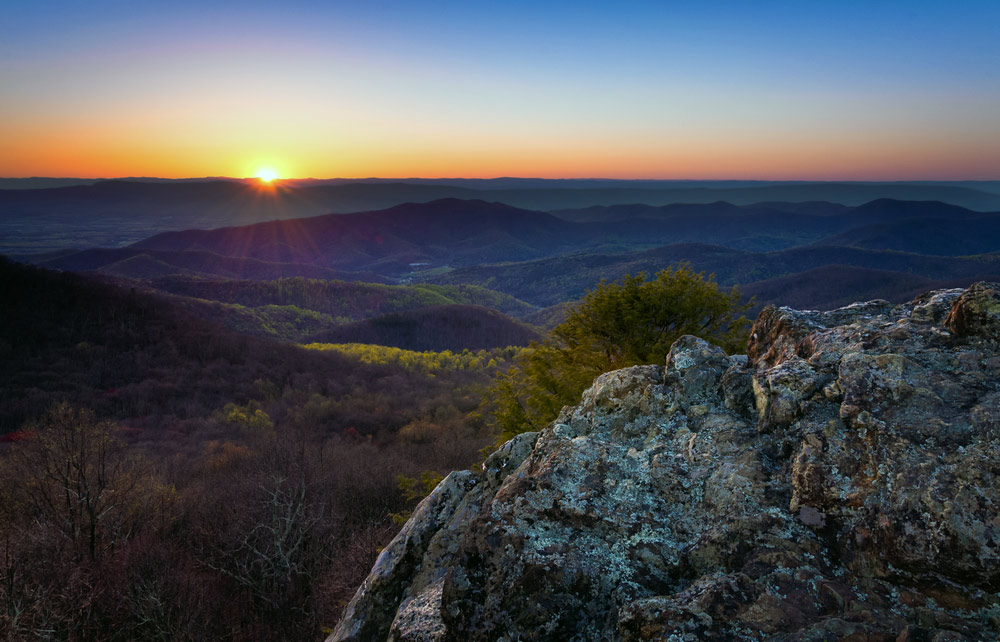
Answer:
[0,404,177,641]
[487,264,750,440]
[1,403,150,561]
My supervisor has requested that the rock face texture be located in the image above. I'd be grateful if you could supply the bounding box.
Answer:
[329,283,1000,642]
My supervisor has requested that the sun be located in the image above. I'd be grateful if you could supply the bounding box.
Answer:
[256,168,279,183]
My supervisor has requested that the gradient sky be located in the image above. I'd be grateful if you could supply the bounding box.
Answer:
[2,1,998,180]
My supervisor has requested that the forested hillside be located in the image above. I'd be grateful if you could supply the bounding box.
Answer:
[0,257,509,640]
[304,304,541,351]
[104,275,540,345]
[0,259,487,435]
[143,275,535,320]
[428,242,1000,308]
[33,247,384,281]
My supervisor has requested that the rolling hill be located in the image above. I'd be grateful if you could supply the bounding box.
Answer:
[25,247,386,281]
[739,265,1000,311]
[140,275,536,319]
[426,243,1000,308]
[304,305,542,351]
[0,257,461,434]
[816,213,1000,255]
[12,195,1000,321]
[130,199,593,274]
[116,276,539,342]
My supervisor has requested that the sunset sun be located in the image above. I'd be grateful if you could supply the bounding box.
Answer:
[256,168,279,182]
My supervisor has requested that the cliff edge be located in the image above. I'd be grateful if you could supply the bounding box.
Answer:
[330,282,1000,641]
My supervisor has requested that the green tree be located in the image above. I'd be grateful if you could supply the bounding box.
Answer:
[488,264,750,440]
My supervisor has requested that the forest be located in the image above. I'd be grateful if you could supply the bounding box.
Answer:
[0,258,509,641]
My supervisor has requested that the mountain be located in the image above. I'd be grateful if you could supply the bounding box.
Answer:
[26,247,385,281]
[739,264,1000,311]
[9,192,998,269]
[125,197,1000,275]
[817,212,1000,255]
[5,180,1000,256]
[131,199,591,274]
[141,275,536,320]
[117,198,1000,273]
[331,283,1000,641]
[0,257,383,433]
[427,242,1000,307]
[117,276,538,342]
[844,197,980,221]
[305,305,541,351]
[16,196,1000,315]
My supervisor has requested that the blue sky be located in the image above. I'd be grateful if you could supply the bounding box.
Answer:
[2,0,998,178]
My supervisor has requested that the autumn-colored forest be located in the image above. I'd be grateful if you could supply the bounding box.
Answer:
[0,258,504,641]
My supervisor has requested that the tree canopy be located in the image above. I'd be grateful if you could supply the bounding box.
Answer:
[487,264,751,440]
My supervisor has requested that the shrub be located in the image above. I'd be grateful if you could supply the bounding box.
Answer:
[487,265,750,439]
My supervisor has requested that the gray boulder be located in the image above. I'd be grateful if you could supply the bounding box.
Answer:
[329,282,1000,641]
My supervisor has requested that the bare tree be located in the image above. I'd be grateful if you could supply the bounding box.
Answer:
[3,403,143,561]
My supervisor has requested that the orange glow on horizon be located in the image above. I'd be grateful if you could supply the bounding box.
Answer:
[0,107,997,181]
[1,131,998,182]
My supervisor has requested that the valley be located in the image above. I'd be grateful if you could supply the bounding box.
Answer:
[4,179,1000,640]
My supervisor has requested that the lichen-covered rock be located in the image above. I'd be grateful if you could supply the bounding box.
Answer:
[329,282,1000,642]
[946,281,1000,341]
[328,470,478,642]
[329,432,540,642]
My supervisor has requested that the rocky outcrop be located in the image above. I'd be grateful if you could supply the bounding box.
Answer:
[329,283,1000,642]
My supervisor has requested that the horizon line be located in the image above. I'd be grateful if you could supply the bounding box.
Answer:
[2,176,1000,183]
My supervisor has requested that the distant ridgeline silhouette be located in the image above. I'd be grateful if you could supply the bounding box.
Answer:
[3,178,1000,254]
[9,192,1000,314]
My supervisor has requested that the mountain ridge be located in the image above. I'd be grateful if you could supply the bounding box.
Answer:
[5,181,1000,255]
[18,196,1000,315]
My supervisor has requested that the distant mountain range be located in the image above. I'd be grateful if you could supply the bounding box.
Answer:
[739,265,1000,312]
[24,198,991,279]
[428,242,1000,308]
[9,188,1000,326]
[817,213,1000,255]
[130,199,587,273]
[4,178,1000,255]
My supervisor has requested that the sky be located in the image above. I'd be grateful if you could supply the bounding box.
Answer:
[1,1,999,180]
